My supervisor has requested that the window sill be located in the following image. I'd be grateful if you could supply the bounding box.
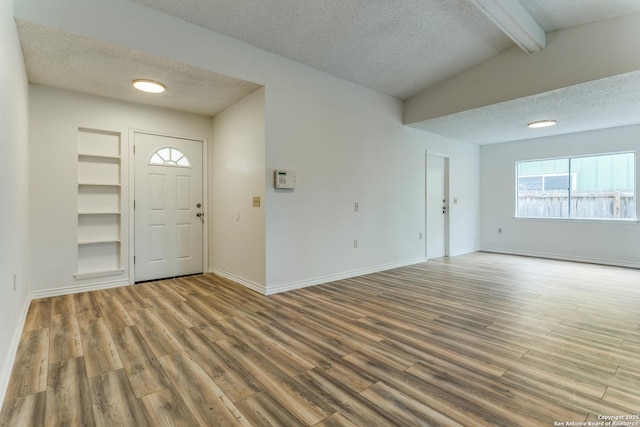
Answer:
[513,217,639,224]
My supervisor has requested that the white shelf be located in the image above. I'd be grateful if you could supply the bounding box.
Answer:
[74,268,125,280]
[78,239,121,245]
[78,182,121,187]
[77,127,123,280]
[78,211,121,215]
[78,157,120,184]
[78,128,120,157]
[78,152,121,159]
[78,185,120,213]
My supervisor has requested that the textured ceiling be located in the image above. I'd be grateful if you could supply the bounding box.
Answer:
[409,71,640,145]
[131,0,513,100]
[521,0,640,32]
[15,0,640,143]
[16,20,261,117]
[131,0,640,100]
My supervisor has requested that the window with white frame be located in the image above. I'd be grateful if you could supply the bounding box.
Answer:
[149,147,191,167]
[516,152,636,220]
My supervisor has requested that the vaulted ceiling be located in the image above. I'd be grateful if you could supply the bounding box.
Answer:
[15,0,640,144]
[130,0,640,100]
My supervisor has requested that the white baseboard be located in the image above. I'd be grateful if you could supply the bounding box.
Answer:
[210,258,428,296]
[0,294,32,412]
[449,247,478,257]
[29,279,131,300]
[480,247,640,269]
[266,257,428,295]
[208,268,267,295]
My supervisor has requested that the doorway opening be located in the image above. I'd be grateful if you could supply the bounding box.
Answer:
[426,152,450,259]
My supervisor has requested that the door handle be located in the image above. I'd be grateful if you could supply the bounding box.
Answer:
[196,212,204,218]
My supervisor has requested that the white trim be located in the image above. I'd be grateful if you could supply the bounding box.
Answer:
[208,268,266,295]
[0,295,31,412]
[266,257,428,295]
[449,247,479,257]
[30,279,131,300]
[212,258,429,296]
[128,129,135,284]
[480,247,640,269]
[201,137,209,277]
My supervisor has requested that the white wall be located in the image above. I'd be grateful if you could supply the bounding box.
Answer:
[16,0,481,294]
[480,124,640,268]
[406,127,480,257]
[264,72,424,291]
[210,88,266,291]
[29,85,213,293]
[263,72,481,292]
[0,0,30,405]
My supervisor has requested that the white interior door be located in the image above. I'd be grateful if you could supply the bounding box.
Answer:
[426,153,448,259]
[134,132,204,282]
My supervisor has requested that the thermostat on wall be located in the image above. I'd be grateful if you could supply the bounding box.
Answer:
[274,169,296,189]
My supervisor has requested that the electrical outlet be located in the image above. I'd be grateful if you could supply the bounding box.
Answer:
[419,233,423,240]
[498,228,503,234]
[354,202,359,212]
[353,239,358,248]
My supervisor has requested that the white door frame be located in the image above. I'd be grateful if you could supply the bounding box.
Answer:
[425,151,450,259]
[128,129,208,284]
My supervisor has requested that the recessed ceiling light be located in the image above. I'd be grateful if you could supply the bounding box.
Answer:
[528,119,557,128]
[132,79,166,93]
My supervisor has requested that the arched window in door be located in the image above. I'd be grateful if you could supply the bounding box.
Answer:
[148,147,191,167]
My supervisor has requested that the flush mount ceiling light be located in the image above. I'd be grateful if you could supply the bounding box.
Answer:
[132,79,166,93]
[528,119,557,129]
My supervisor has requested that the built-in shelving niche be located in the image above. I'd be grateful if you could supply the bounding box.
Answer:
[75,127,124,280]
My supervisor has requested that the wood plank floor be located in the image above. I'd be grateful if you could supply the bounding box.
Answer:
[1,252,639,426]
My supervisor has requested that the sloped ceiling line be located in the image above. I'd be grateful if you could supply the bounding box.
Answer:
[14,0,640,144]
[468,0,546,53]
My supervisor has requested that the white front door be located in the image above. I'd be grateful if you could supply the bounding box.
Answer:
[426,153,448,259]
[134,132,204,282]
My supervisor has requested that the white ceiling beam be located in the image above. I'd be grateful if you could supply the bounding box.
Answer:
[469,0,546,53]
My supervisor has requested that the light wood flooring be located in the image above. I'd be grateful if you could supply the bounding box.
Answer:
[1,252,639,426]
